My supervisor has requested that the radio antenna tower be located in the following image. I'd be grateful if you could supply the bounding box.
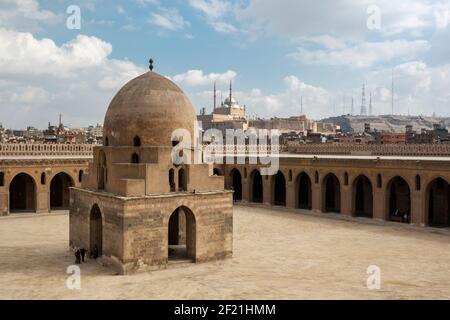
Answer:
[369,92,373,116]
[360,83,367,116]
[351,96,354,116]
[300,96,303,115]
[391,69,394,115]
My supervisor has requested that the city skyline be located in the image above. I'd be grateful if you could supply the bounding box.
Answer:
[0,0,450,129]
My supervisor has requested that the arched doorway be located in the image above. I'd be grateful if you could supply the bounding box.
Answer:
[9,173,36,213]
[168,206,196,261]
[231,169,242,201]
[296,172,312,209]
[250,170,263,203]
[353,175,373,218]
[427,178,450,228]
[272,171,286,206]
[89,204,102,257]
[387,176,410,223]
[323,173,341,213]
[50,172,74,210]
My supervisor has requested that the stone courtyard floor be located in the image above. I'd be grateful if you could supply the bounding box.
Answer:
[1,205,450,300]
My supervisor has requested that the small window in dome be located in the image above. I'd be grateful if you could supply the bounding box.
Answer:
[133,136,141,147]
[131,153,140,164]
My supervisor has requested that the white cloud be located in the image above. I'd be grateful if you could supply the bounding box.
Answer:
[189,0,231,19]
[237,0,442,39]
[0,29,144,128]
[148,8,190,31]
[365,61,450,116]
[172,69,237,86]
[0,0,62,31]
[188,75,335,119]
[135,0,160,7]
[0,29,113,77]
[289,40,430,68]
[188,0,238,33]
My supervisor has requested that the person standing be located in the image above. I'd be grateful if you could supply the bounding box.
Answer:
[80,248,87,262]
[93,245,99,259]
[75,249,81,264]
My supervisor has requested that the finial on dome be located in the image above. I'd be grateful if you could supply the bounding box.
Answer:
[149,58,154,71]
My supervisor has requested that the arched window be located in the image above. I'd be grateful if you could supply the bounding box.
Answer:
[104,137,109,146]
[315,171,319,184]
[98,151,107,190]
[131,153,140,164]
[78,170,84,183]
[0,172,4,187]
[289,170,293,182]
[133,136,141,147]
[178,168,187,191]
[244,168,247,178]
[415,175,421,191]
[41,172,46,185]
[377,174,382,188]
[344,172,349,186]
[169,169,175,192]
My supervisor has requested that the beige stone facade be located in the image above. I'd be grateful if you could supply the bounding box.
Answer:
[0,158,88,215]
[218,155,450,228]
[69,70,234,274]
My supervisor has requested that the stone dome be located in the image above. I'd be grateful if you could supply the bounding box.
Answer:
[103,71,196,147]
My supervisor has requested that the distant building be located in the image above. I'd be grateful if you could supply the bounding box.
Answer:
[380,132,406,145]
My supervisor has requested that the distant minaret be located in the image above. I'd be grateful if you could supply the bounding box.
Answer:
[300,96,303,115]
[213,82,217,111]
[360,83,367,116]
[369,92,373,116]
[229,80,233,107]
[391,69,395,115]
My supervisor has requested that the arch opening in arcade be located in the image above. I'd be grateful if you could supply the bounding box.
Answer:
[323,173,341,213]
[296,172,312,210]
[353,175,373,218]
[250,170,263,203]
[168,206,196,262]
[387,176,411,223]
[272,171,286,206]
[427,178,450,228]
[50,172,74,210]
[231,169,242,201]
[9,173,36,213]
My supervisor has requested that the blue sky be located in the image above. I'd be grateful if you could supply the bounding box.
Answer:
[1,0,450,128]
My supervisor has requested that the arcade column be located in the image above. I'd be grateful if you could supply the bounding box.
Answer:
[372,188,386,221]
[263,175,272,206]
[411,189,425,226]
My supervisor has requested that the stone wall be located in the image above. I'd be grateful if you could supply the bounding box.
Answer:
[70,188,233,274]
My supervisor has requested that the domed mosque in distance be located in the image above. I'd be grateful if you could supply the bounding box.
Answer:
[69,61,233,274]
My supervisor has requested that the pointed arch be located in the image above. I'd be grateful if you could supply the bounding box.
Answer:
[296,172,312,210]
[322,173,341,213]
[9,173,36,213]
[352,175,373,218]
[50,172,74,210]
